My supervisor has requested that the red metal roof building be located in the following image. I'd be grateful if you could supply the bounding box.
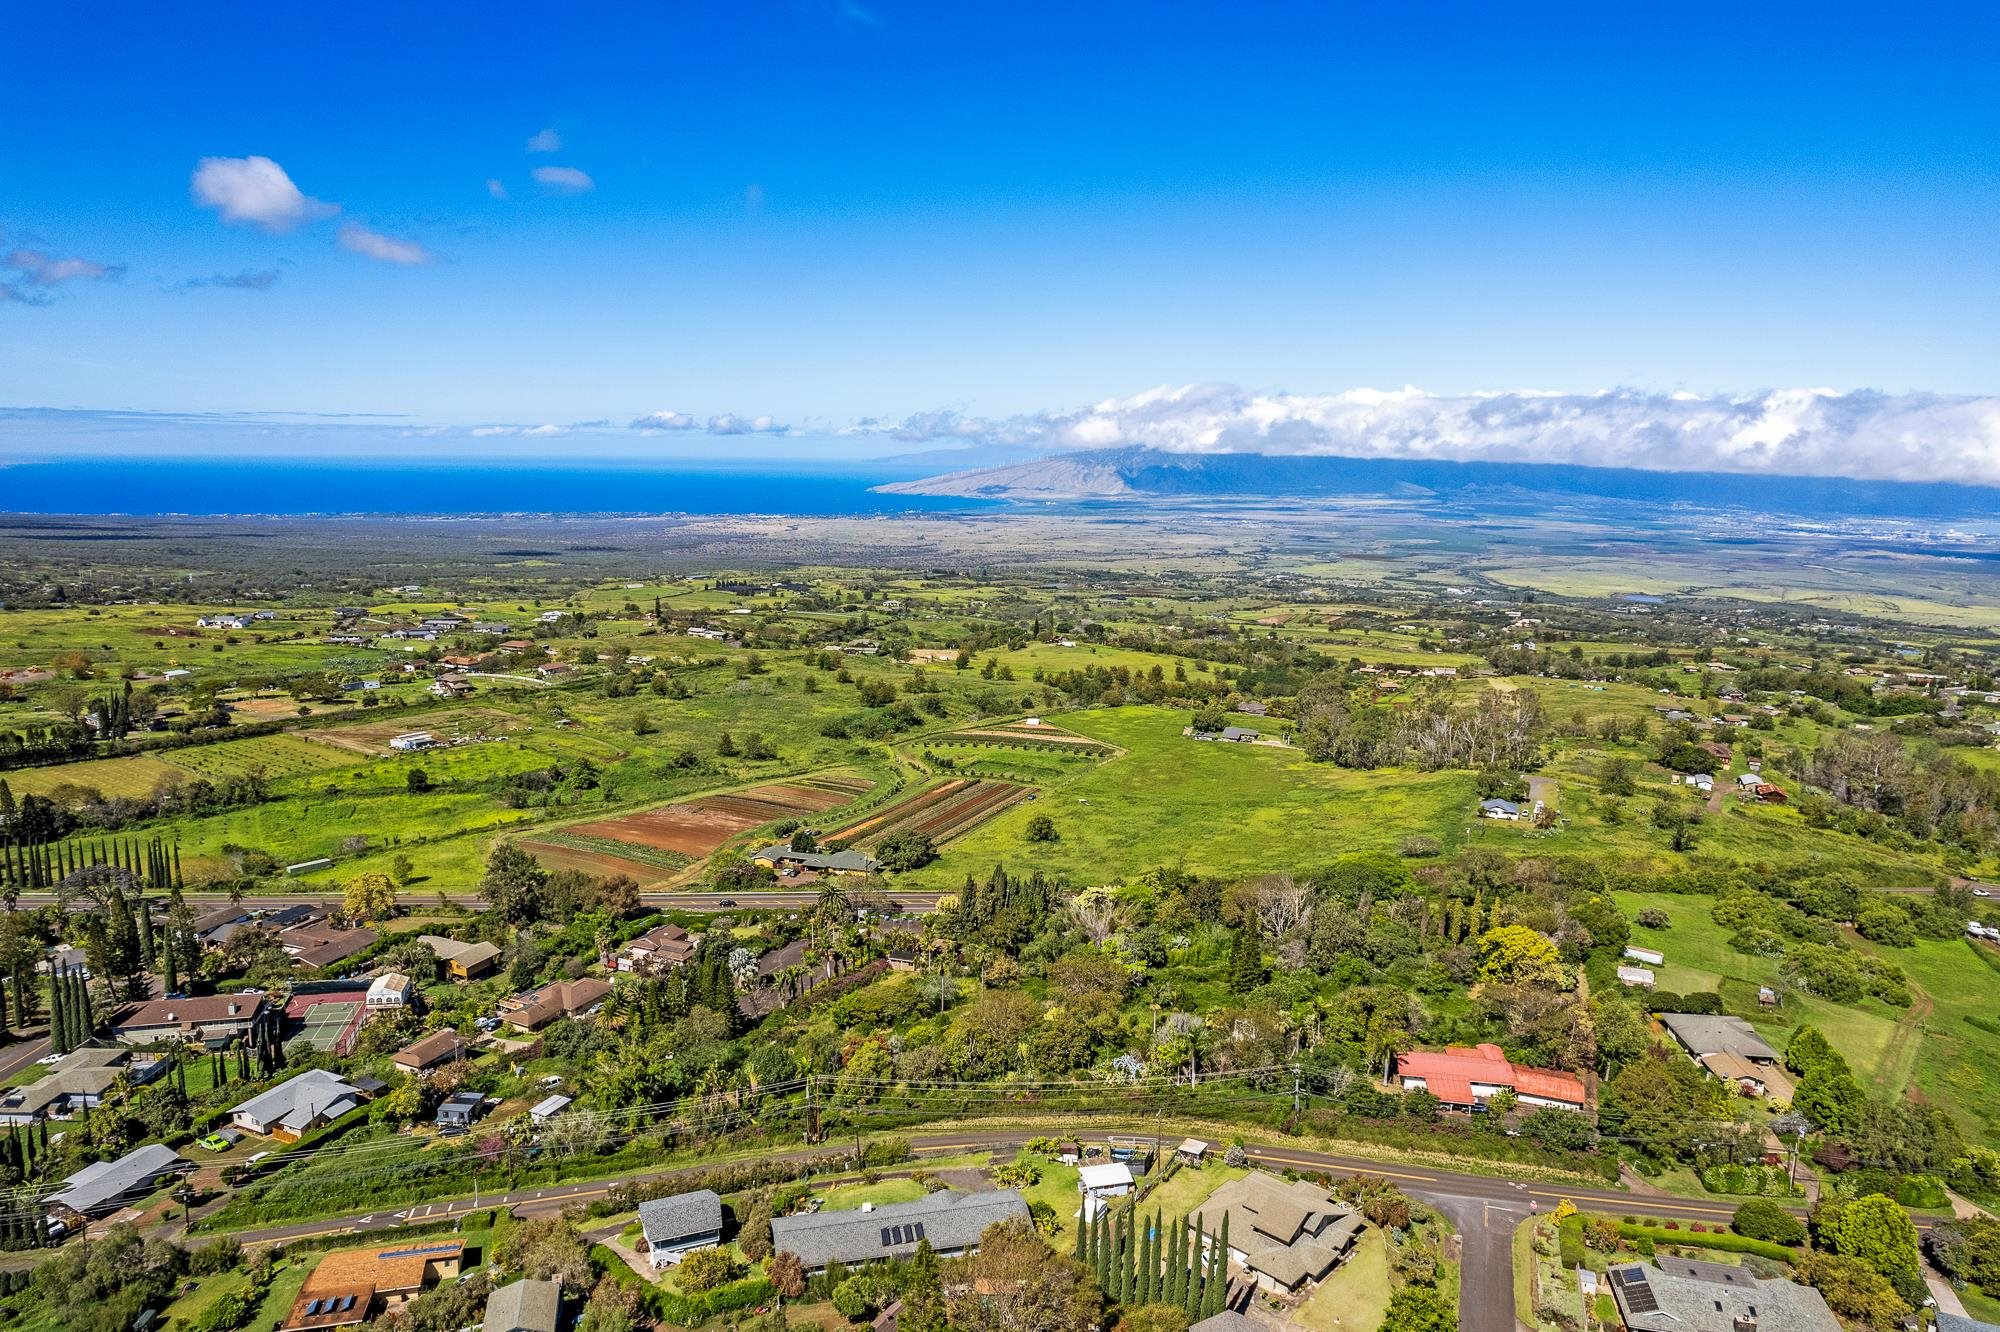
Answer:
[1391,1043,1587,1111]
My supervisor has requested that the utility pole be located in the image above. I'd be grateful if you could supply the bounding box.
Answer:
[806,1075,820,1145]
[1292,1065,1302,1117]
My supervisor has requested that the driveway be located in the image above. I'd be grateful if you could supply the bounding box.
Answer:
[1427,1189,1528,1332]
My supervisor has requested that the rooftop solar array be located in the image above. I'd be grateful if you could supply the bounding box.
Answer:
[1609,1266,1660,1316]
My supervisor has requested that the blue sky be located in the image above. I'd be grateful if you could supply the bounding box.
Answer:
[2,2,1997,472]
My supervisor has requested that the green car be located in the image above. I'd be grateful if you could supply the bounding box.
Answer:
[196,1133,233,1152]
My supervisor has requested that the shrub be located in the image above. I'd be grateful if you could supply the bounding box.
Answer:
[1620,1223,1796,1262]
[1733,1199,1807,1246]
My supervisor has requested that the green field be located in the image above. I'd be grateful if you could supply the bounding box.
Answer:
[1848,935,2000,1148]
[0,753,190,799]
[164,731,368,780]
[899,706,1480,885]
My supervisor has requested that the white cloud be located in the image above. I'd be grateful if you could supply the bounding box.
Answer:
[526,128,562,153]
[705,413,789,435]
[486,178,509,200]
[2,247,124,303]
[522,423,568,437]
[885,385,2000,486]
[336,223,434,266]
[532,166,594,194]
[190,156,337,232]
[632,410,700,431]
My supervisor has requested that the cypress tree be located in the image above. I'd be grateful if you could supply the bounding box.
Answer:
[136,898,155,971]
[46,971,65,1056]
[1185,1218,1204,1318]
[1119,1213,1133,1305]
[1142,1214,1157,1303]
[162,941,178,1000]
[1073,1205,1087,1263]
[1206,1214,1230,1317]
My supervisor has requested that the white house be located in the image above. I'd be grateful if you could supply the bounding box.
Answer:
[1616,965,1656,988]
[366,973,414,1012]
[1623,946,1665,966]
[389,732,437,752]
[1479,798,1524,820]
[1078,1162,1135,1222]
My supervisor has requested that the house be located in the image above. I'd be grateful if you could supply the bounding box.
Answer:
[536,662,575,680]
[498,639,538,653]
[1392,1043,1588,1111]
[1606,1257,1839,1332]
[614,922,697,974]
[0,1048,162,1124]
[278,1239,464,1331]
[435,1091,487,1134]
[280,923,378,973]
[885,948,918,972]
[770,1189,1029,1276]
[1757,986,1778,1007]
[1188,1172,1365,1296]
[1479,798,1524,820]
[1939,1315,2000,1332]
[1697,1051,1794,1104]
[1057,1141,1082,1166]
[499,978,613,1032]
[1623,946,1665,966]
[1736,772,1763,791]
[366,973,415,1012]
[483,1278,561,1332]
[230,1069,371,1141]
[1077,1162,1134,1222]
[1656,1013,1780,1066]
[46,1143,187,1222]
[193,906,252,943]
[419,935,501,980]
[636,1189,725,1268]
[1616,965,1656,989]
[529,1094,572,1124]
[1752,783,1788,804]
[392,1031,467,1078]
[1683,773,1714,793]
[1235,700,1269,716]
[429,676,473,699]
[111,993,269,1046]
[750,844,881,876]
[389,732,438,752]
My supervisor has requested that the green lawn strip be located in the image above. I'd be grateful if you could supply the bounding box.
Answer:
[1292,1227,1392,1332]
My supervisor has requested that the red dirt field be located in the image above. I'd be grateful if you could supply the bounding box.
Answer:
[544,779,869,859]
[829,778,1026,848]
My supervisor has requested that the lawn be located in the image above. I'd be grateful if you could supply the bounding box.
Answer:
[243,1253,317,1332]
[1135,1159,1247,1224]
[1617,890,1903,1086]
[898,707,1478,886]
[1293,1228,1392,1332]
[1846,935,2000,1149]
[817,1178,929,1211]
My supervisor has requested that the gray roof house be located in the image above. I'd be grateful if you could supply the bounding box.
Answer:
[1190,1316,1263,1332]
[47,1143,186,1219]
[482,1277,561,1332]
[771,1189,1028,1275]
[1607,1257,1839,1332]
[637,1189,724,1269]
[750,845,881,875]
[1656,1013,1780,1064]
[228,1069,368,1140]
[1938,1315,2000,1332]
[1189,1171,1363,1295]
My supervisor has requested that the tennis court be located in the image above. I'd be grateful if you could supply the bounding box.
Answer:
[283,996,364,1056]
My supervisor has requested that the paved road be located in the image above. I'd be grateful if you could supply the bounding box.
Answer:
[205,1125,1759,1331]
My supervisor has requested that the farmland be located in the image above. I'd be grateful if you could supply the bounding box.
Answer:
[827,777,1032,849]
[161,732,367,780]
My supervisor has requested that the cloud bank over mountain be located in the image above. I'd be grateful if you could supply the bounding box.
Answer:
[884,385,2000,486]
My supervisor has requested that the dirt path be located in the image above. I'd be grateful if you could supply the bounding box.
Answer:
[1876,976,1934,1097]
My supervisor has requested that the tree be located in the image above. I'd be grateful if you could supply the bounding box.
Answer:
[482,844,550,925]
[1476,924,1564,986]
[942,1218,1101,1332]
[1795,1251,1911,1326]
[342,872,397,924]
[1378,1286,1456,1332]
[1732,1199,1806,1246]
[1793,1066,1865,1135]
[1813,1194,1923,1304]
[1024,814,1059,843]
[875,831,937,872]
[677,1246,739,1294]
[766,1250,806,1298]
[1226,921,1266,991]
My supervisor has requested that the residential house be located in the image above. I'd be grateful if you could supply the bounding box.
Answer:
[536,663,575,680]
[1077,1162,1134,1222]
[419,935,501,981]
[1606,1257,1838,1332]
[429,675,473,699]
[1616,965,1656,989]
[499,978,612,1032]
[770,1189,1029,1276]
[281,923,378,973]
[1392,1043,1588,1111]
[193,906,252,944]
[278,1239,464,1332]
[0,1048,160,1125]
[1697,1051,1794,1105]
[111,993,269,1047]
[1189,1172,1365,1296]
[613,923,697,975]
[1656,1013,1780,1066]
[749,844,881,876]
[1623,946,1665,967]
[1479,798,1524,820]
[1190,1316,1263,1332]
[45,1143,187,1223]
[435,1091,487,1134]
[389,732,438,752]
[529,1094,572,1124]
[229,1069,371,1141]
[392,1031,467,1078]
[636,1189,724,1268]
[366,973,415,1012]
[482,1279,561,1332]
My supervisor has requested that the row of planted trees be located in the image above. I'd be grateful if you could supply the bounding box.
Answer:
[1074,1196,1233,1322]
[0,834,182,892]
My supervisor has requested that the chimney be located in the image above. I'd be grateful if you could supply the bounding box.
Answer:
[227,1002,239,1016]
[1734,1315,1757,1332]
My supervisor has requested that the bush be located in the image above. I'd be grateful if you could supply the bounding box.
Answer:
[1620,1222,1797,1261]
[1732,1200,1807,1246]
[1895,1173,1949,1210]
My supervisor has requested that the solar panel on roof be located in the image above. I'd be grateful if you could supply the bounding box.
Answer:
[338,1294,357,1310]
[1609,1267,1661,1316]
[881,1226,893,1246]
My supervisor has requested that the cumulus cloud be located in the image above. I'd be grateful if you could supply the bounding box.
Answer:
[881,385,2000,487]
[531,165,594,194]
[2,246,125,303]
[336,223,434,266]
[526,128,562,153]
[469,423,574,438]
[703,413,789,435]
[180,269,282,291]
[632,410,700,431]
[190,155,337,231]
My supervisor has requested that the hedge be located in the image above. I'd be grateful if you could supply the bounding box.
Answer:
[1617,1222,1797,1263]
[654,1275,778,1328]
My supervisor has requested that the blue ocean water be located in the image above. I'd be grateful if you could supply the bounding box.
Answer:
[0,457,989,517]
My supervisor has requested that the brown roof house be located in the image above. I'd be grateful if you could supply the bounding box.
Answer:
[392,1031,468,1078]
[1188,1172,1364,1297]
[419,935,501,981]
[499,978,612,1032]
[613,923,697,975]
[279,1238,464,1331]
[111,993,270,1047]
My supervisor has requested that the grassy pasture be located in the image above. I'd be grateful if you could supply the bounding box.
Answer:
[164,731,367,780]
[0,753,189,799]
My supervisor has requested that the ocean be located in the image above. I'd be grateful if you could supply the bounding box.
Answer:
[0,457,992,517]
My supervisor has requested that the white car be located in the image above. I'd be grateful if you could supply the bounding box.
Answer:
[1976,888,1992,898]
[35,1053,65,1067]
